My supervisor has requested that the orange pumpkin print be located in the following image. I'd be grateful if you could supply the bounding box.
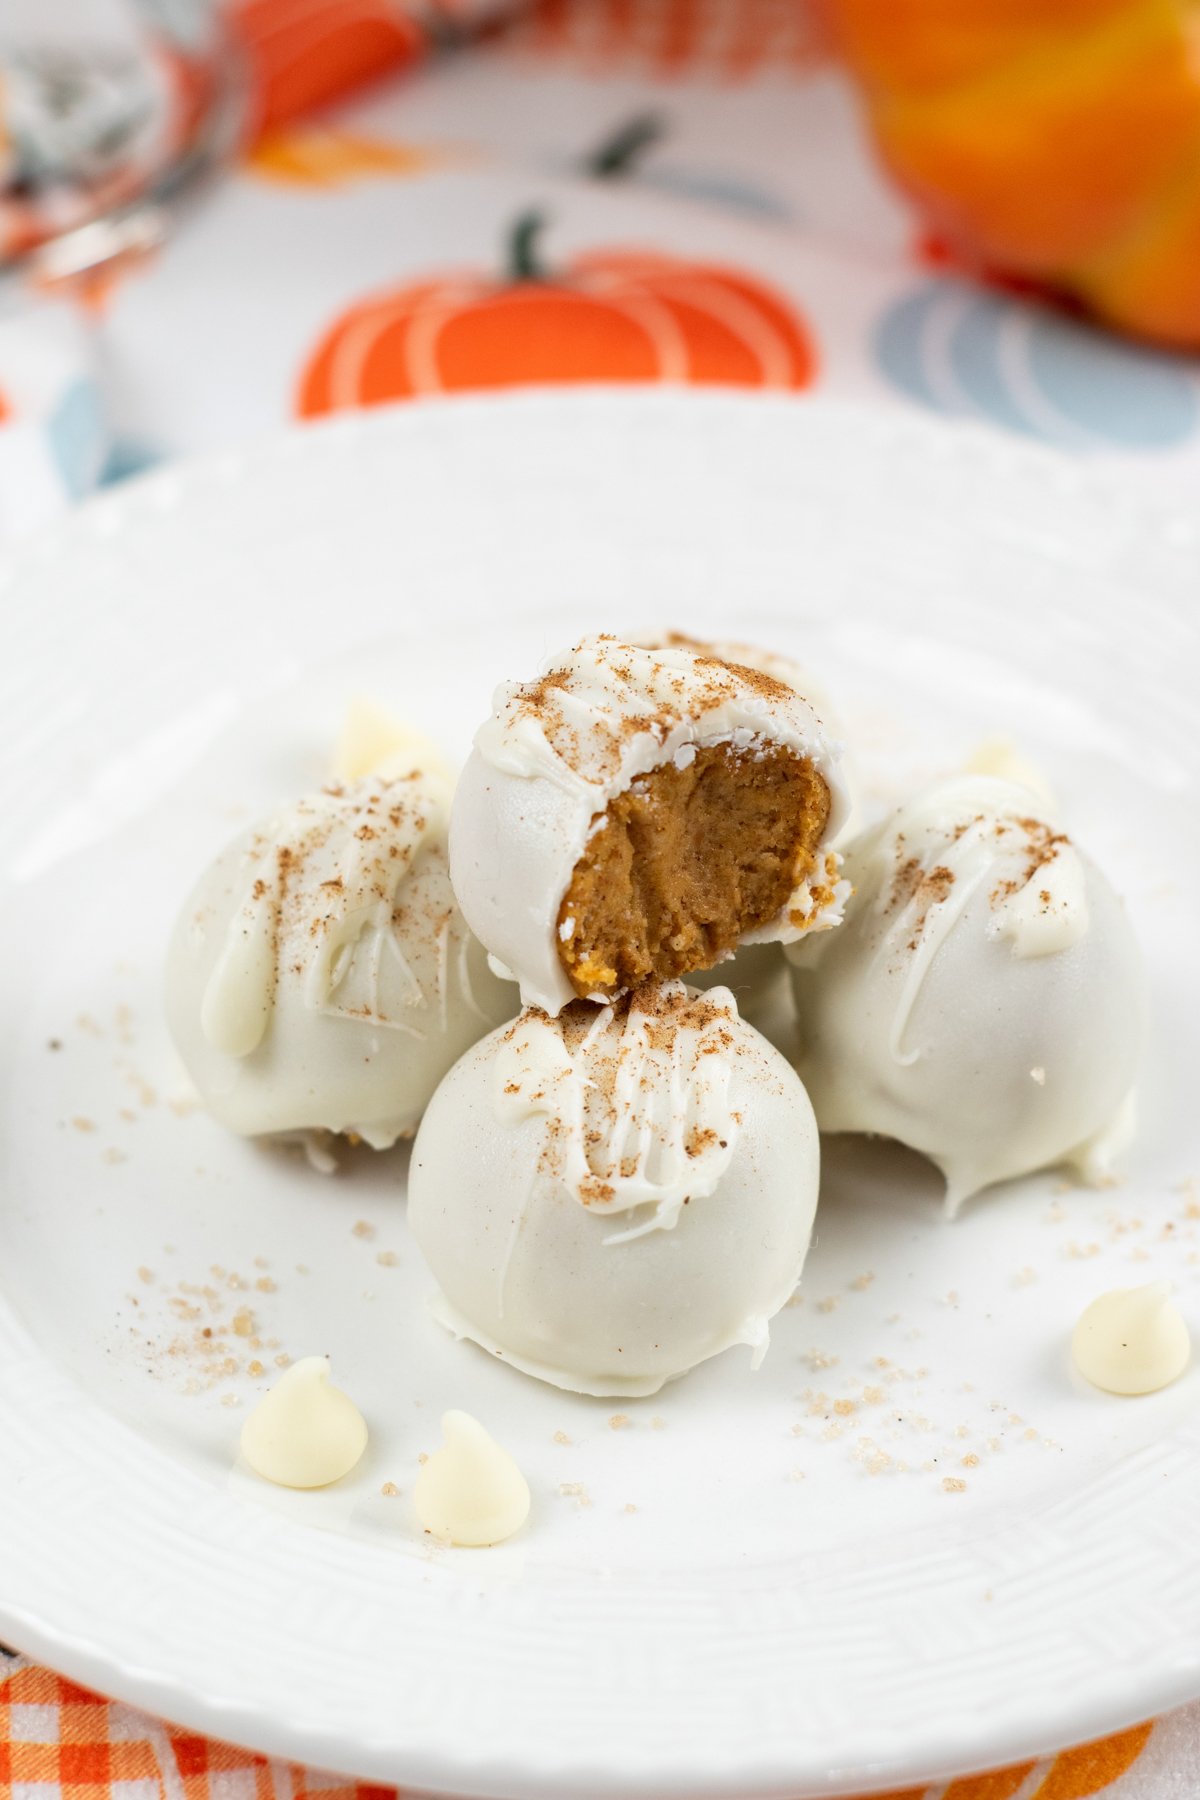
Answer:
[297,213,817,413]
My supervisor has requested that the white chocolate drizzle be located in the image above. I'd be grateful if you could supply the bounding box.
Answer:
[201,862,283,1057]
[494,982,742,1240]
[201,773,447,1059]
[477,635,841,794]
[865,776,1091,1067]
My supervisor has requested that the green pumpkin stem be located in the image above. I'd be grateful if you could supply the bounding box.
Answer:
[585,112,666,180]
[508,212,550,284]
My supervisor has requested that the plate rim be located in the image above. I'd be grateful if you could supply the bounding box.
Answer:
[2,387,1198,1798]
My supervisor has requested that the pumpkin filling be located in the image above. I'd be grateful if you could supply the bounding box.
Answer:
[556,741,832,999]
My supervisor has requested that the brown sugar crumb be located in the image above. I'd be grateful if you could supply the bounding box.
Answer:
[609,1413,631,1430]
[578,1174,616,1207]
[990,819,1072,908]
[530,986,739,1197]
[889,856,958,951]
[685,1126,719,1159]
[885,854,922,912]
[352,1220,375,1240]
[376,1250,399,1268]
[123,1266,231,1372]
[942,1477,968,1494]
[71,1116,97,1133]
[255,1276,277,1293]
[381,1481,400,1497]
[553,1430,572,1445]
[556,742,831,999]
[247,1359,265,1377]
[232,1308,256,1338]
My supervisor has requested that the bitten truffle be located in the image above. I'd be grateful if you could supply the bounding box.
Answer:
[450,635,850,1015]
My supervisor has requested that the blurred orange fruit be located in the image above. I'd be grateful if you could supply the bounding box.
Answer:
[826,0,1200,348]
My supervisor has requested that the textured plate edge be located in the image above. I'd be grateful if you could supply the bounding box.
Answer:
[2,389,1199,1796]
[1,1595,1197,1800]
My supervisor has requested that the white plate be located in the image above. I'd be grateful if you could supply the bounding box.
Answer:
[1,391,1199,1798]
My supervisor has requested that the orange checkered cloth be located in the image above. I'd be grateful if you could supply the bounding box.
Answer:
[0,1646,1161,1800]
[0,1654,394,1800]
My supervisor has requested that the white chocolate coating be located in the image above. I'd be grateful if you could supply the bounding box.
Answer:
[450,635,851,1015]
[1072,1283,1190,1395]
[791,776,1146,1213]
[166,770,515,1148]
[413,1410,531,1546]
[635,630,840,732]
[240,1356,368,1488]
[408,983,821,1396]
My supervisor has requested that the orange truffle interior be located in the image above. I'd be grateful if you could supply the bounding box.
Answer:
[556,742,831,999]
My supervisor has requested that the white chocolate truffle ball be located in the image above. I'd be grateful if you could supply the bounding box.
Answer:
[408,983,820,1396]
[166,770,515,1148]
[790,776,1146,1213]
[450,635,850,1016]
